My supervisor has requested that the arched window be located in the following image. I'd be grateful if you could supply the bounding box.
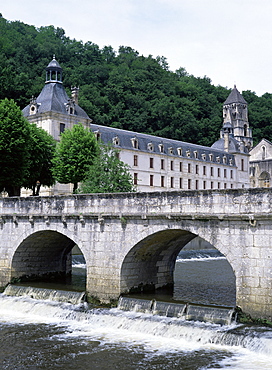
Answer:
[244,124,247,137]
[262,146,266,160]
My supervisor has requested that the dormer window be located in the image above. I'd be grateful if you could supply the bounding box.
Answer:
[168,147,174,155]
[223,156,227,164]
[66,99,75,114]
[29,96,39,115]
[158,143,164,153]
[112,136,120,146]
[201,153,206,161]
[94,130,101,141]
[229,158,233,166]
[131,137,138,149]
[177,147,182,156]
[147,142,154,152]
[186,150,191,158]
[209,154,214,161]
[216,156,221,163]
[194,151,198,159]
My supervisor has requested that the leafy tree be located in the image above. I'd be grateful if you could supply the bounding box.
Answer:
[23,124,56,196]
[0,98,30,196]
[77,144,135,193]
[52,123,98,192]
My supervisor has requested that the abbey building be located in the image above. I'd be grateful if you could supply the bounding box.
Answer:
[22,58,268,195]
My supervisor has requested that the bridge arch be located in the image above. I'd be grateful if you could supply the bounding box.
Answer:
[120,227,236,303]
[10,230,84,283]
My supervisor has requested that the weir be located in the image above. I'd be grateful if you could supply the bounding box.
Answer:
[3,285,86,305]
[118,297,235,325]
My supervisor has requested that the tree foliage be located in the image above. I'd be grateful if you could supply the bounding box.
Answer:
[52,123,98,192]
[0,98,57,196]
[23,124,56,196]
[0,98,30,196]
[77,144,135,193]
[0,15,272,148]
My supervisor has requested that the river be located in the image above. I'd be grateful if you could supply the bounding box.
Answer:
[0,250,271,370]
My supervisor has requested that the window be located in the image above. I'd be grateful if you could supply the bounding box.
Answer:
[211,181,214,189]
[241,158,244,171]
[179,178,183,189]
[211,167,214,176]
[224,183,227,189]
[112,136,120,146]
[194,151,198,159]
[161,176,165,187]
[203,166,206,175]
[60,123,65,134]
[209,154,214,161]
[150,175,154,186]
[188,179,191,189]
[161,159,164,170]
[179,162,183,172]
[224,169,227,178]
[195,180,199,189]
[218,182,220,189]
[230,169,233,179]
[94,130,101,141]
[188,163,191,173]
[115,152,120,160]
[196,165,199,174]
[131,137,138,149]
[170,177,174,188]
[177,147,182,156]
[168,147,174,155]
[218,168,221,177]
[133,155,138,166]
[147,142,154,151]
[150,158,154,168]
[158,143,164,153]
[262,146,266,160]
[170,160,174,171]
[134,173,138,185]
[203,180,206,189]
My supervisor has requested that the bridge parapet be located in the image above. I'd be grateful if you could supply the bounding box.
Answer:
[0,188,271,218]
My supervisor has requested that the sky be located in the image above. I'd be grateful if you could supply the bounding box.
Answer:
[1,0,272,96]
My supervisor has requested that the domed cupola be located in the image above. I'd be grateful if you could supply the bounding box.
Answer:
[45,55,63,84]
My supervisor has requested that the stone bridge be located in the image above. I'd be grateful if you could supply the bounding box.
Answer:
[0,188,271,320]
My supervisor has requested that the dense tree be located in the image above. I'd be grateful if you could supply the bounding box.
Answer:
[77,144,135,193]
[0,98,30,196]
[0,15,272,148]
[23,124,56,196]
[52,124,98,192]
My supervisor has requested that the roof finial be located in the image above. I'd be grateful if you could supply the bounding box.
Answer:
[53,54,56,60]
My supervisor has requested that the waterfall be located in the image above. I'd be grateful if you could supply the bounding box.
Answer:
[117,297,235,325]
[3,284,86,305]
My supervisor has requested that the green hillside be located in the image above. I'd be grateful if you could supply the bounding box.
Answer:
[1,14,271,146]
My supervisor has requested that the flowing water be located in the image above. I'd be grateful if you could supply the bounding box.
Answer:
[0,250,272,370]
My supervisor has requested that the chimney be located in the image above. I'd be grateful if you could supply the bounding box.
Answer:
[224,131,229,152]
[71,86,79,104]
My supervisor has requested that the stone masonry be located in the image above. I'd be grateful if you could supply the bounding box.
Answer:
[0,188,272,320]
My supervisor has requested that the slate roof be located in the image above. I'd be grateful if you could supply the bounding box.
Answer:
[22,57,90,119]
[224,85,247,105]
[90,123,236,166]
[22,83,90,118]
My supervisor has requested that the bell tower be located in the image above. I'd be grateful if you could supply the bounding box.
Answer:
[222,85,253,150]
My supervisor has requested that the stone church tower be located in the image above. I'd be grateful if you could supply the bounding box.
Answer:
[221,85,253,150]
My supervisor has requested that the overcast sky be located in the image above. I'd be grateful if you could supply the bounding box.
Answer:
[2,0,272,96]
